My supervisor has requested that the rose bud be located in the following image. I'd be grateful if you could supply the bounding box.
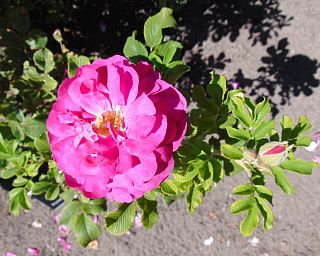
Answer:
[258,141,292,167]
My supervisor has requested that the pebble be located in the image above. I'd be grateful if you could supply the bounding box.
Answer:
[208,210,217,220]
[32,220,43,228]
[203,236,214,246]
[248,236,259,247]
[88,240,99,250]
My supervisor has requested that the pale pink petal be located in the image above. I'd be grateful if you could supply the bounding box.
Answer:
[305,141,319,152]
[313,155,320,164]
[27,248,40,256]
[53,213,60,223]
[63,243,72,251]
[134,213,143,228]
[5,252,17,256]
[59,225,68,236]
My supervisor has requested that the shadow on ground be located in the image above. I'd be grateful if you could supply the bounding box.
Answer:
[233,38,320,115]
[3,0,318,113]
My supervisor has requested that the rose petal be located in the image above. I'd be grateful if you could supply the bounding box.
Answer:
[134,213,143,228]
[47,55,187,203]
[305,141,319,152]
[5,252,17,256]
[59,225,68,236]
[263,145,286,155]
[27,248,40,256]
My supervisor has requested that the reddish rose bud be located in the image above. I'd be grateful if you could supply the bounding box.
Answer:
[258,142,292,167]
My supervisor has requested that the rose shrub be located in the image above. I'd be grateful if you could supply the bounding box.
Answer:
[47,55,187,202]
[1,4,318,247]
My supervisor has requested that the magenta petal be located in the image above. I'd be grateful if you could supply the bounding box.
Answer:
[59,225,68,236]
[63,243,72,251]
[5,252,17,256]
[27,248,40,256]
[57,236,67,246]
[47,55,187,203]
[263,145,286,155]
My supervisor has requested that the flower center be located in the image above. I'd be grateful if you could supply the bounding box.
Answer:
[92,108,123,137]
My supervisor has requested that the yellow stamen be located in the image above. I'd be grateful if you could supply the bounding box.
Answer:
[92,110,123,137]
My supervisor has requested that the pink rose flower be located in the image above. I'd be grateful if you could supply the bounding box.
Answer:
[47,55,187,202]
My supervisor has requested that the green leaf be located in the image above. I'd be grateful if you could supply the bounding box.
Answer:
[280,115,293,141]
[198,160,214,190]
[23,61,43,82]
[13,177,28,187]
[221,144,243,160]
[60,189,75,204]
[123,33,148,63]
[25,29,48,50]
[173,160,204,183]
[230,197,254,214]
[240,203,259,237]
[5,140,18,156]
[162,61,190,84]
[160,180,178,195]
[226,127,250,141]
[81,200,106,216]
[34,133,50,152]
[144,8,176,48]
[137,197,159,229]
[270,166,295,194]
[22,117,46,139]
[10,196,20,216]
[9,187,24,200]
[256,197,273,231]
[0,134,14,159]
[105,203,136,236]
[60,201,81,229]
[231,97,253,127]
[68,55,90,78]
[8,7,30,34]
[254,185,273,205]
[8,120,25,141]
[252,120,275,140]
[291,116,312,138]
[192,85,217,113]
[154,40,183,64]
[144,190,159,201]
[232,184,254,196]
[74,213,101,247]
[186,185,203,214]
[25,163,41,177]
[19,189,31,210]
[294,136,312,147]
[211,159,224,183]
[280,115,293,129]
[1,167,20,179]
[33,48,55,73]
[280,160,316,175]
[218,115,237,129]
[45,185,60,201]
[31,181,51,195]
[42,74,58,91]
[207,71,227,107]
[254,98,271,126]
[148,52,164,71]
